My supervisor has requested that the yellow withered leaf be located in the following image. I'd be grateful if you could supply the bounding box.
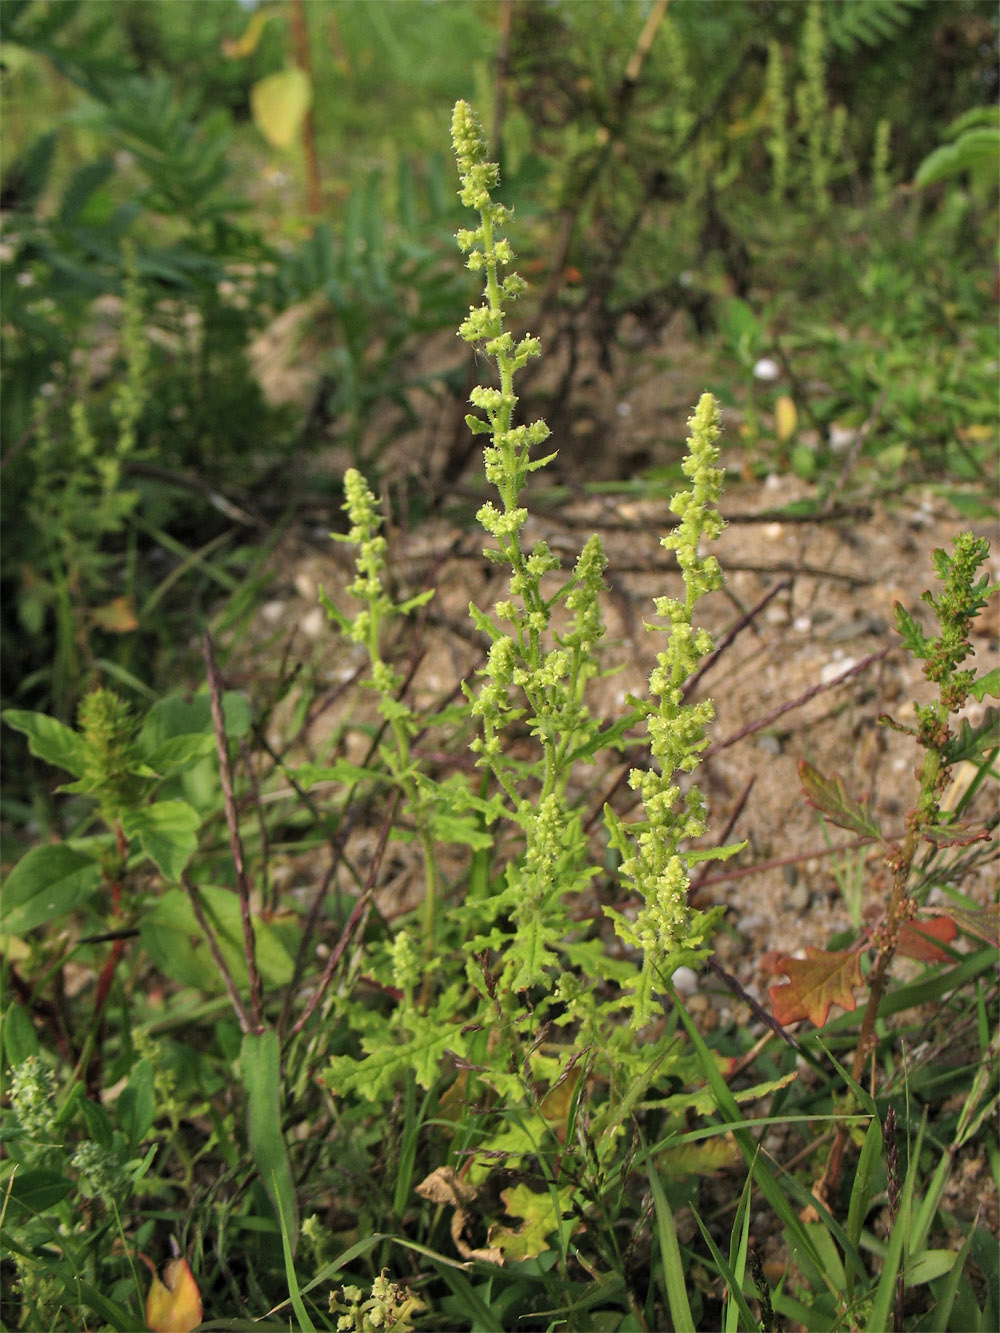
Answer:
[145,1257,202,1333]
[251,67,312,150]
[222,9,272,60]
[775,394,798,442]
[90,595,138,633]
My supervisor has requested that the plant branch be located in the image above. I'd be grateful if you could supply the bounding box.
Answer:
[204,631,263,1032]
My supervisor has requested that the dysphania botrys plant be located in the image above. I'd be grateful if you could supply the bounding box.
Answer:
[316,100,744,1258]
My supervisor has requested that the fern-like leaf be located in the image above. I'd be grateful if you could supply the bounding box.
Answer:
[824,0,926,55]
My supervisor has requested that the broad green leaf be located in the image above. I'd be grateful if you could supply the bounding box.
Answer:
[946,708,1000,763]
[139,691,251,759]
[294,760,383,790]
[241,1029,298,1252]
[142,886,295,992]
[80,1096,114,1150]
[1,844,102,935]
[142,733,217,773]
[2,708,87,776]
[2,1004,39,1065]
[971,667,1000,701]
[118,1058,155,1148]
[908,1249,969,1285]
[121,800,201,879]
[915,127,999,187]
[2,1167,73,1213]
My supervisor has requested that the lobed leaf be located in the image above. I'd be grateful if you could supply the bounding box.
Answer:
[798,760,880,838]
[769,946,864,1027]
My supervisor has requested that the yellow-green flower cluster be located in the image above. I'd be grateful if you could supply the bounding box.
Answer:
[8,1056,56,1140]
[341,468,393,652]
[605,394,729,1001]
[451,101,549,511]
[330,1271,425,1333]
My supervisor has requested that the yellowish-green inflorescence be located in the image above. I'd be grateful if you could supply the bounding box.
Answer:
[452,99,738,1029]
[604,394,734,1025]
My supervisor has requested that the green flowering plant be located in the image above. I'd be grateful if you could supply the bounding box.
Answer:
[2,1048,158,1330]
[322,105,741,1151]
[330,1271,425,1333]
[450,99,739,1038]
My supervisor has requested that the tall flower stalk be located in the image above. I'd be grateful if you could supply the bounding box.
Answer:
[452,100,738,1026]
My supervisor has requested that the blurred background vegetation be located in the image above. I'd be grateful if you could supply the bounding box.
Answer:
[2,0,997,743]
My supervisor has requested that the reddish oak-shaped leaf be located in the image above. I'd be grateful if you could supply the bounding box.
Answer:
[769,946,864,1027]
[896,915,958,962]
[798,760,880,838]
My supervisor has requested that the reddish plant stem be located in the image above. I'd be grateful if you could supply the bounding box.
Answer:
[181,872,252,1035]
[290,0,322,215]
[205,631,263,1032]
[816,764,931,1205]
[86,821,131,1094]
[291,791,399,1037]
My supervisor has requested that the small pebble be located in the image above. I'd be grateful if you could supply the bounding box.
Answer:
[820,656,857,685]
[829,423,858,453]
[672,966,699,997]
[789,882,811,912]
[758,733,782,756]
[300,606,327,640]
[736,914,765,938]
